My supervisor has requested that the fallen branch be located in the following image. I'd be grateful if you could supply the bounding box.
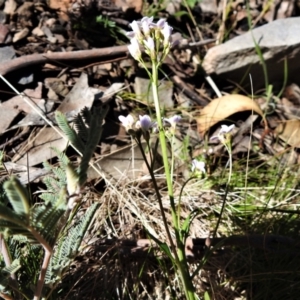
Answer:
[0,39,215,76]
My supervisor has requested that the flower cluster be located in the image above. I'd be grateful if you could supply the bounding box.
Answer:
[118,114,181,136]
[126,17,173,63]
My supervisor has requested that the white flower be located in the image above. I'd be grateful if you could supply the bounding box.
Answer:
[126,31,136,39]
[129,20,143,40]
[141,16,154,23]
[156,19,166,28]
[135,115,154,131]
[164,115,181,129]
[118,114,135,131]
[128,38,141,60]
[141,16,154,36]
[219,124,235,135]
[162,22,172,47]
[210,124,235,142]
[144,37,155,57]
[191,160,206,173]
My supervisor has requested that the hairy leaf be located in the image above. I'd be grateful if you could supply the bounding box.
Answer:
[3,178,30,220]
[55,111,85,153]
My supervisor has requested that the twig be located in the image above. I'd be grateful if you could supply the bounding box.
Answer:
[0,234,20,298]
[171,75,208,106]
[34,250,52,300]
[0,40,215,76]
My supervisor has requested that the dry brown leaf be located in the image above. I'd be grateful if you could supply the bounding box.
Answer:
[113,0,143,13]
[0,83,44,134]
[197,94,267,136]
[48,0,71,21]
[274,120,300,147]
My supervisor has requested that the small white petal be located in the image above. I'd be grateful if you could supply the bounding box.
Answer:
[128,38,141,60]
[164,115,181,128]
[162,23,173,46]
[129,21,142,39]
[142,20,150,36]
[126,31,136,39]
[157,19,166,28]
[119,114,135,130]
[144,37,155,51]
[191,160,206,173]
[219,124,235,134]
[141,16,154,24]
[141,16,155,35]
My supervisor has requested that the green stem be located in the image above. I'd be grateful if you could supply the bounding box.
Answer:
[151,62,175,210]
[213,142,232,239]
[151,61,195,300]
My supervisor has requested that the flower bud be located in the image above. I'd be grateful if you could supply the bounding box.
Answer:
[128,38,142,60]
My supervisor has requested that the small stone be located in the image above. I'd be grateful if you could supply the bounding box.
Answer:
[18,73,34,85]
[0,46,15,63]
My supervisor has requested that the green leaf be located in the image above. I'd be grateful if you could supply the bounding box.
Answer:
[173,11,190,18]
[0,203,27,228]
[66,163,79,195]
[32,189,67,246]
[55,111,85,153]
[0,259,21,291]
[78,105,108,186]
[45,203,99,285]
[181,214,191,236]
[186,0,199,8]
[204,291,211,300]
[4,177,30,219]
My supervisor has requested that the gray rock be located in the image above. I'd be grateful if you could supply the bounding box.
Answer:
[202,17,300,91]
[0,46,15,62]
[18,72,34,85]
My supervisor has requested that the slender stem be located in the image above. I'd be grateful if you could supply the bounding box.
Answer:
[0,234,21,299]
[135,138,176,254]
[151,62,176,218]
[34,250,52,300]
[151,62,195,300]
[213,142,232,239]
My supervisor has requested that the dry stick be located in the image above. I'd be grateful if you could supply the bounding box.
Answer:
[0,127,30,150]
[0,40,215,75]
[216,0,228,45]
[33,250,51,300]
[0,234,20,299]
[0,46,128,75]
